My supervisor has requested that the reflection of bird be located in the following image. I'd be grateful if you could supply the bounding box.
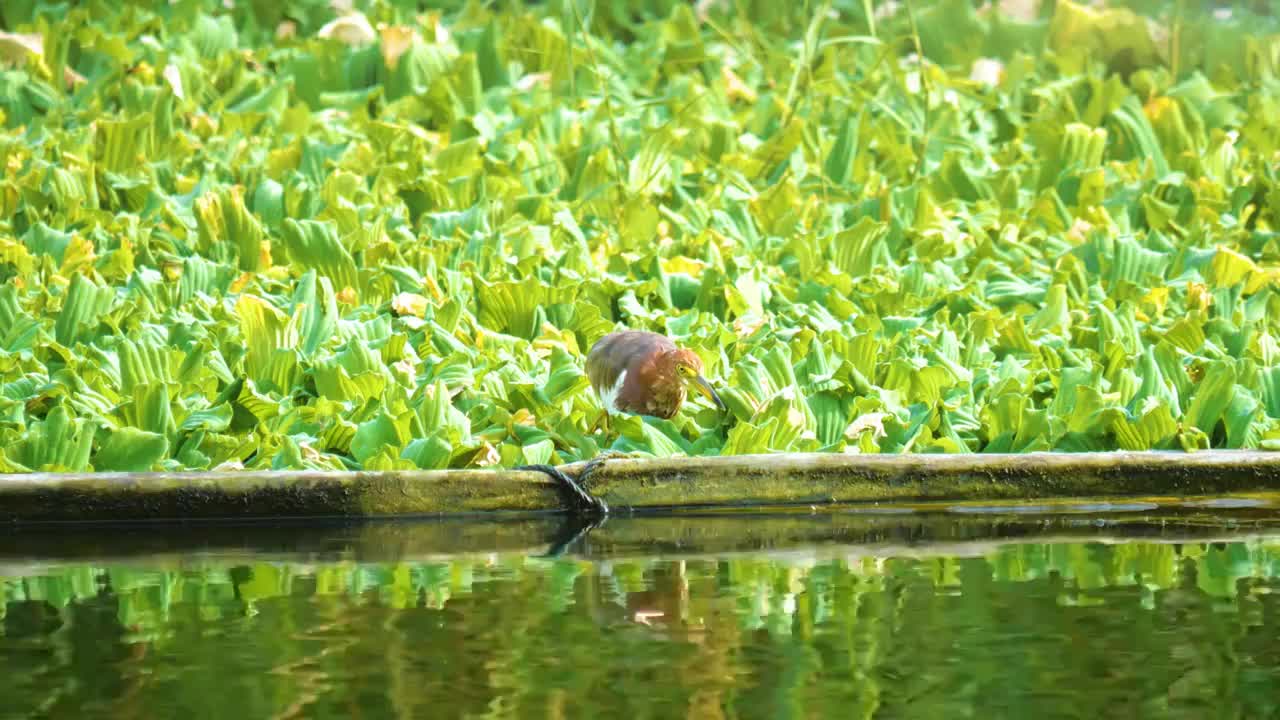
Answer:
[586,331,725,430]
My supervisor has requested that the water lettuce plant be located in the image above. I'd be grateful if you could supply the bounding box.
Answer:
[1,0,1280,472]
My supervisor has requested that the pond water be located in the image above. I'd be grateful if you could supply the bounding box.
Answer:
[4,505,1280,719]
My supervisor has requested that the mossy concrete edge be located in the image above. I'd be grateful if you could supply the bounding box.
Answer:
[0,469,565,522]
[580,450,1280,510]
[2,450,1280,522]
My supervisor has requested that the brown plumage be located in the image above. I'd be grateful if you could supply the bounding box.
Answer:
[586,330,725,420]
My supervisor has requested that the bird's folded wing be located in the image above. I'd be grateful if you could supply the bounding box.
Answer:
[586,332,673,394]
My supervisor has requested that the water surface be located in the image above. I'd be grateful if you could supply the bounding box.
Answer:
[4,506,1280,719]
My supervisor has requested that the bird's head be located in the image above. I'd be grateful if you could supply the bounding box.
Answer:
[665,349,726,412]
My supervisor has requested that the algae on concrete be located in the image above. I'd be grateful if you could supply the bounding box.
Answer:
[3,451,1280,523]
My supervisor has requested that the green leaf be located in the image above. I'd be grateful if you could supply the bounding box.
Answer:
[118,337,176,392]
[1262,366,1280,420]
[1105,400,1178,451]
[542,346,589,404]
[281,219,359,293]
[824,111,862,186]
[95,427,169,472]
[411,381,471,447]
[94,114,154,174]
[401,435,453,470]
[11,405,97,472]
[180,404,234,434]
[352,409,409,464]
[237,294,298,388]
[292,271,338,357]
[475,276,575,340]
[1185,362,1237,434]
[196,186,267,272]
[54,273,114,347]
[828,217,891,277]
[521,438,555,466]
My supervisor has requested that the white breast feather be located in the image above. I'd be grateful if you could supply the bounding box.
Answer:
[598,369,627,414]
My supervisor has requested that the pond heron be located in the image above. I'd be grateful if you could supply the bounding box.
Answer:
[586,330,725,430]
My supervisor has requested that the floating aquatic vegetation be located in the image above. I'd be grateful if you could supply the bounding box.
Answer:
[1,0,1279,471]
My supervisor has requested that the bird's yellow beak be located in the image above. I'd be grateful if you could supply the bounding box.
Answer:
[692,375,726,411]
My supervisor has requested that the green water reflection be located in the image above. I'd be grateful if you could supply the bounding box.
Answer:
[4,535,1280,719]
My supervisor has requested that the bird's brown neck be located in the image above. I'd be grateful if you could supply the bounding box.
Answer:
[634,359,687,419]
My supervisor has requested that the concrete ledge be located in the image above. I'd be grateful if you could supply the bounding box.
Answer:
[573,450,1280,509]
[2,450,1280,523]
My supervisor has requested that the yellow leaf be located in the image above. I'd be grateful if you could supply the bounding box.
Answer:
[721,65,757,103]
[0,236,34,276]
[59,234,96,276]
[474,443,501,467]
[0,31,41,66]
[379,26,416,70]
[1139,286,1169,317]
[733,314,766,339]
[317,13,376,45]
[229,272,253,294]
[1206,246,1257,289]
[257,240,273,271]
[969,57,1004,87]
[845,412,889,441]
[391,292,429,318]
[660,256,707,276]
[423,274,445,302]
[162,64,184,100]
[1186,282,1212,313]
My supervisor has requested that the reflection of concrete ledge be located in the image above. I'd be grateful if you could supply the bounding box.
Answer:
[5,508,1280,570]
[3,450,1280,523]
